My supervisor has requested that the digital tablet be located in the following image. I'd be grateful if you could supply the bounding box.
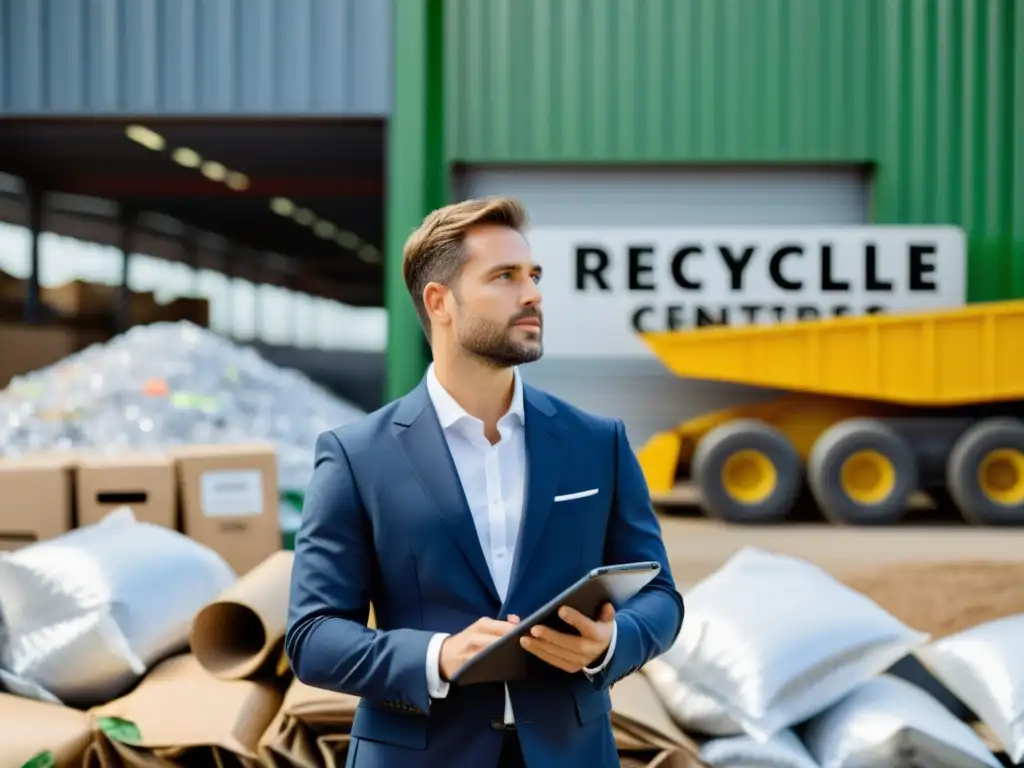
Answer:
[449,561,661,686]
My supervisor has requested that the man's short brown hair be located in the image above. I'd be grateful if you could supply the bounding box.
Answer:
[402,196,528,336]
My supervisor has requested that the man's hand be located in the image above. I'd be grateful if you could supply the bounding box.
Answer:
[520,603,615,674]
[438,617,520,682]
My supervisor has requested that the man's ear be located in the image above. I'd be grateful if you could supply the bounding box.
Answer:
[422,282,452,327]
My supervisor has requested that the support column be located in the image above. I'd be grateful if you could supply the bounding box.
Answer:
[116,206,137,332]
[283,272,298,346]
[222,246,236,340]
[23,186,43,324]
[184,226,202,296]
[254,254,268,342]
[385,0,447,400]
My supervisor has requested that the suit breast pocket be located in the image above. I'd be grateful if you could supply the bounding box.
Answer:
[552,486,608,521]
[554,487,600,504]
[549,486,610,569]
[550,485,607,549]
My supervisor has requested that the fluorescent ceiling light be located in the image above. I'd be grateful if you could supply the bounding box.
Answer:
[201,161,227,181]
[225,172,249,191]
[270,197,294,216]
[293,208,315,226]
[335,231,361,249]
[172,147,202,168]
[313,220,337,239]
[124,124,165,151]
[357,245,381,263]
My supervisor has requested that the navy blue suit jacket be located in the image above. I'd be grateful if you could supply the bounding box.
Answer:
[285,378,684,768]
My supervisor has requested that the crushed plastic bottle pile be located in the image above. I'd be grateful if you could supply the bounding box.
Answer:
[0,321,366,497]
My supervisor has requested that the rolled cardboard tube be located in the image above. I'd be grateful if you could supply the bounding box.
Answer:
[190,550,294,680]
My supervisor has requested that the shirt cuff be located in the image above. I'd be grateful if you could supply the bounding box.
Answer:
[583,618,618,676]
[426,632,451,699]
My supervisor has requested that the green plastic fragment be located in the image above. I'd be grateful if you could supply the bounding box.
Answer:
[98,716,142,744]
[169,392,219,412]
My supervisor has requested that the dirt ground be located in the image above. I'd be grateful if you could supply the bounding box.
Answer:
[840,561,1024,638]
[658,515,1024,637]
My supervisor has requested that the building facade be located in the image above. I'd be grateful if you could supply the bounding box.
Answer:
[3,0,1021,420]
[1,0,391,116]
[388,0,1024,441]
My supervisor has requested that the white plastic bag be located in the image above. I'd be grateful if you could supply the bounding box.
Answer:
[671,547,929,741]
[0,666,61,703]
[804,674,1000,768]
[644,656,743,736]
[701,729,819,768]
[915,613,1024,763]
[0,508,236,707]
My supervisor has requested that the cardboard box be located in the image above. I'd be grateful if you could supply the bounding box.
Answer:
[40,279,163,327]
[157,296,210,327]
[41,279,118,317]
[76,452,177,529]
[0,452,77,550]
[173,443,280,575]
[0,323,109,390]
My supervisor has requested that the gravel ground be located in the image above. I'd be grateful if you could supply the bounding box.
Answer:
[659,514,1024,585]
[840,561,1024,638]
[659,514,1024,636]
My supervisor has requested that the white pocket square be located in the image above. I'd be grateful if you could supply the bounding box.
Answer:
[554,488,599,502]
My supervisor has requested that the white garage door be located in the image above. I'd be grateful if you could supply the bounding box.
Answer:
[454,166,872,448]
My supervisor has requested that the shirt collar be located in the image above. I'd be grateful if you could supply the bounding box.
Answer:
[426,363,525,430]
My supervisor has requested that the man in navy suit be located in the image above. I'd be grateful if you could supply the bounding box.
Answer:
[285,196,684,767]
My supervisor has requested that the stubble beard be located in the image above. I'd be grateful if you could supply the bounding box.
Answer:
[459,319,543,369]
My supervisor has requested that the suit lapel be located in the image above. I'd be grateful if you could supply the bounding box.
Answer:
[506,386,565,603]
[393,382,501,605]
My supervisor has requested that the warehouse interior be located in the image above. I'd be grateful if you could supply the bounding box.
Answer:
[0,118,386,305]
[0,118,389,408]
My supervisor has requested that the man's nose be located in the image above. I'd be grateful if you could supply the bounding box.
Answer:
[521,280,542,306]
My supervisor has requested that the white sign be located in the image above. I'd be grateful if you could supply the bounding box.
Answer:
[200,470,265,518]
[528,226,967,358]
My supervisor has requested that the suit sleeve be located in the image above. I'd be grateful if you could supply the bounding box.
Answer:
[587,419,685,691]
[285,431,435,713]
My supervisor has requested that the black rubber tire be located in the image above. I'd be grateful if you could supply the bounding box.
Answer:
[691,419,802,524]
[808,418,917,525]
[947,418,1024,526]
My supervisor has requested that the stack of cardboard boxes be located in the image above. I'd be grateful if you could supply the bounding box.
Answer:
[0,443,281,576]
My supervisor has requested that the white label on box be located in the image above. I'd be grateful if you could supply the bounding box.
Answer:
[200,470,264,518]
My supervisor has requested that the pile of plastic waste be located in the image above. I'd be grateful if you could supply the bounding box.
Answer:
[0,321,366,498]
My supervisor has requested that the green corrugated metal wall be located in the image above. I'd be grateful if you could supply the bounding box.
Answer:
[445,0,1022,305]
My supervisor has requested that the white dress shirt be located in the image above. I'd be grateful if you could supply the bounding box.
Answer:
[423,364,616,723]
